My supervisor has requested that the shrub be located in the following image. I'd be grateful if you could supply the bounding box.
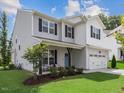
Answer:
[71,66,75,69]
[111,55,117,68]
[59,68,68,77]
[58,67,65,71]
[49,67,58,78]
[9,64,16,70]
[76,68,83,74]
[67,67,75,75]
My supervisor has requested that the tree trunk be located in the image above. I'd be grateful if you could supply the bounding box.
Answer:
[39,59,42,75]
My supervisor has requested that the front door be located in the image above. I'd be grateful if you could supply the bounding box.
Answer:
[65,53,69,67]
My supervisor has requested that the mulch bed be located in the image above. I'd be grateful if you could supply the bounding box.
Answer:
[121,87,124,91]
[23,74,60,85]
[23,73,82,85]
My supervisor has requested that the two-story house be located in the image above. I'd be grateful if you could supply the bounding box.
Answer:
[106,25,124,60]
[11,9,109,72]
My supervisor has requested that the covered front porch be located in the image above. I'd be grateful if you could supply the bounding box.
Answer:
[34,38,85,72]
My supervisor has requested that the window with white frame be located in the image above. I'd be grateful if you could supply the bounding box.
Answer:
[91,25,100,40]
[42,20,48,33]
[49,50,55,65]
[67,26,72,38]
[65,25,74,39]
[42,50,56,71]
[49,22,55,34]
[39,18,57,35]
[42,50,48,66]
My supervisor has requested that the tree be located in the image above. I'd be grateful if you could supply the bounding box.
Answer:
[99,13,121,30]
[6,40,12,64]
[111,55,117,68]
[115,16,124,57]
[0,11,8,69]
[116,32,124,52]
[23,43,48,76]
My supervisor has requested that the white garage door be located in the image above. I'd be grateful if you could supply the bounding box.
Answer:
[89,54,107,69]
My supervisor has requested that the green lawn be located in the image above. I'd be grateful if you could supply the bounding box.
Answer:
[108,60,124,69]
[1,70,124,93]
[0,70,38,93]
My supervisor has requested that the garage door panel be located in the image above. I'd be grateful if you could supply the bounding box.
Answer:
[88,50,108,70]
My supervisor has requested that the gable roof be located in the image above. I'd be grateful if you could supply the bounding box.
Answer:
[106,25,124,37]
[63,15,106,29]
[86,15,106,29]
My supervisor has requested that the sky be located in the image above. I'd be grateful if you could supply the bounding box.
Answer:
[0,0,124,38]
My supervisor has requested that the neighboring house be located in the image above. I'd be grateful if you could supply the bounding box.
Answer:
[106,25,124,60]
[12,9,110,72]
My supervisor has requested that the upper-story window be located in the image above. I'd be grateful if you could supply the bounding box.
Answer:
[42,20,48,33]
[91,25,101,40]
[49,22,55,34]
[39,18,57,35]
[65,25,74,39]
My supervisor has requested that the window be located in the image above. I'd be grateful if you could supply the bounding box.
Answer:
[91,25,101,40]
[67,26,72,38]
[65,25,74,39]
[49,50,55,65]
[42,20,48,33]
[42,50,57,70]
[38,18,57,35]
[43,50,48,66]
[49,22,55,34]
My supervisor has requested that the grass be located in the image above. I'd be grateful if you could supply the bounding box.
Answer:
[108,60,124,69]
[0,70,38,93]
[39,73,124,93]
[1,70,124,93]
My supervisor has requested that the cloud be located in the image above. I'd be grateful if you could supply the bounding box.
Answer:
[82,5,109,16]
[65,0,109,16]
[81,0,109,16]
[0,0,22,15]
[51,6,56,14]
[65,0,81,16]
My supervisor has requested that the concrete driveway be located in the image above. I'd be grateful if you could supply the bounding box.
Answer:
[100,69,124,75]
[84,69,124,75]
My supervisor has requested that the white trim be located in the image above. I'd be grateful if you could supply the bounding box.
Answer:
[42,39,85,49]
[32,36,85,49]
[41,18,56,35]
[87,44,111,51]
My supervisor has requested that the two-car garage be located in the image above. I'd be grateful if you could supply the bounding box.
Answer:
[87,47,109,69]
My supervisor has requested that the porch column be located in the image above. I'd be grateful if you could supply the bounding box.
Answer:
[67,48,72,67]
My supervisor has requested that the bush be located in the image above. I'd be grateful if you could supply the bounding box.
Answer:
[49,67,58,78]
[9,64,16,70]
[58,67,68,77]
[111,55,117,68]
[76,68,83,74]
[71,66,75,69]
[58,67,65,71]
[67,67,75,75]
